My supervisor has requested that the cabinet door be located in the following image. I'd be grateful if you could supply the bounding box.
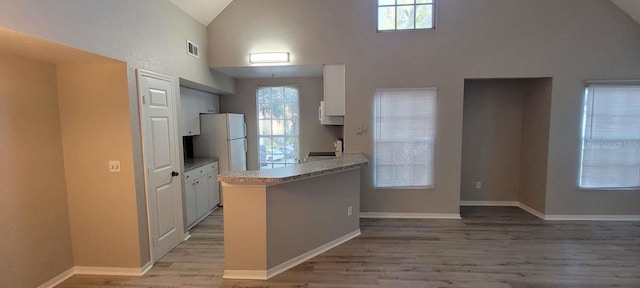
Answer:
[323,64,345,116]
[207,172,220,209]
[180,94,200,136]
[195,178,209,219]
[198,93,219,114]
[185,180,197,227]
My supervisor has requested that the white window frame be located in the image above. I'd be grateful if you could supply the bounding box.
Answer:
[374,88,437,189]
[578,84,640,190]
[377,0,436,32]
[256,85,300,170]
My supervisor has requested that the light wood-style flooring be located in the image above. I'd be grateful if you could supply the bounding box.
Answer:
[56,207,640,287]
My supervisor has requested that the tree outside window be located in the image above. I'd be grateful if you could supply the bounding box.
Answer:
[378,0,435,31]
[257,86,300,169]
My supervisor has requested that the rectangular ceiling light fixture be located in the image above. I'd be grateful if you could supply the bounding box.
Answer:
[249,52,290,64]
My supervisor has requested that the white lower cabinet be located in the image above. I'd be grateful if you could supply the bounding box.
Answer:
[185,180,198,226]
[184,161,219,229]
[195,179,209,219]
[207,172,220,210]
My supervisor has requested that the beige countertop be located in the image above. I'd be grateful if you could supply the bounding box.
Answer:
[184,157,218,172]
[218,153,368,185]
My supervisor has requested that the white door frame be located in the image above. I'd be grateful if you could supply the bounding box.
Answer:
[136,69,185,263]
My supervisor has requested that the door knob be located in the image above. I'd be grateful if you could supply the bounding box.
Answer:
[171,171,179,177]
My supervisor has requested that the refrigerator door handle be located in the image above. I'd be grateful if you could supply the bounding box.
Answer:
[242,122,247,138]
[244,138,248,153]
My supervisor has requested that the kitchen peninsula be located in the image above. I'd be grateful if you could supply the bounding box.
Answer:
[218,153,368,280]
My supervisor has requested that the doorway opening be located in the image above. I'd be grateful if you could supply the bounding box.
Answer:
[460,78,552,218]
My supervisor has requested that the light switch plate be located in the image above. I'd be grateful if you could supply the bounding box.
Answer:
[109,160,121,172]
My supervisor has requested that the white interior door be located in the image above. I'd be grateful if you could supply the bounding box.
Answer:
[137,69,183,263]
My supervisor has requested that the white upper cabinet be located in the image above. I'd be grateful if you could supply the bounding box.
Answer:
[323,64,345,116]
[179,87,220,136]
[180,92,201,136]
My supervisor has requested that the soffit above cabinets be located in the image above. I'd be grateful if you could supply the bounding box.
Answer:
[612,0,640,25]
[170,0,234,26]
[214,65,323,79]
[0,27,117,65]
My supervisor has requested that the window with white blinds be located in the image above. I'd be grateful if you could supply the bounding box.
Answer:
[579,85,640,189]
[374,88,437,188]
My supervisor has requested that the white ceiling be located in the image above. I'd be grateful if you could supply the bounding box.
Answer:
[170,0,234,26]
[612,0,640,25]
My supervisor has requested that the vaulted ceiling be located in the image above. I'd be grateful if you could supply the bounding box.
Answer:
[613,0,640,25]
[170,0,234,26]
[172,0,640,28]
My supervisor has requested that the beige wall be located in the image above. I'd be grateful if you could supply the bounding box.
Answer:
[209,0,640,215]
[461,80,526,202]
[0,53,74,287]
[0,1,238,271]
[221,77,343,171]
[57,62,143,267]
[519,79,552,213]
[223,184,267,270]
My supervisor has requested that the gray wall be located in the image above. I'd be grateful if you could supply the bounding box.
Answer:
[519,79,552,213]
[461,80,526,202]
[461,78,552,213]
[221,77,343,171]
[267,169,360,268]
[209,0,640,215]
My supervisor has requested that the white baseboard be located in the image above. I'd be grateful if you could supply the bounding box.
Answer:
[223,229,362,280]
[458,200,547,220]
[516,202,546,220]
[183,232,192,241]
[460,201,519,207]
[223,270,268,280]
[74,264,150,276]
[460,201,639,221]
[544,214,640,221]
[140,261,153,274]
[38,267,75,288]
[266,229,361,279]
[360,212,461,219]
[39,262,152,288]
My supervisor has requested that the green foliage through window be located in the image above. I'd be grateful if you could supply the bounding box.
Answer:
[378,0,434,31]
[257,86,300,170]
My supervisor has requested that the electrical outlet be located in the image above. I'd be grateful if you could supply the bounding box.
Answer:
[109,160,121,172]
[475,181,482,189]
[355,123,367,134]
[347,206,353,216]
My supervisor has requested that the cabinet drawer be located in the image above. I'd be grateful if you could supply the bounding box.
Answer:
[184,165,211,181]
[184,161,218,181]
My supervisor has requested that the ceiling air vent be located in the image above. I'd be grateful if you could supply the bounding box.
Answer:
[186,40,200,59]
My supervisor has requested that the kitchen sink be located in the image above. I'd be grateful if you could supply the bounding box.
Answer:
[307,152,336,157]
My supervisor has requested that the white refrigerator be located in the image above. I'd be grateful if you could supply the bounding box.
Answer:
[194,113,247,173]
